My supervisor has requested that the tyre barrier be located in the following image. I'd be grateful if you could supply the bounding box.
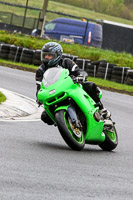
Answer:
[87,60,107,78]
[111,66,130,84]
[124,70,133,85]
[62,53,78,62]
[8,45,18,61]
[8,45,23,62]
[20,48,35,65]
[33,50,41,66]
[96,62,116,80]
[0,43,133,85]
[85,64,97,77]
[0,44,10,59]
[76,59,86,69]
[76,59,91,71]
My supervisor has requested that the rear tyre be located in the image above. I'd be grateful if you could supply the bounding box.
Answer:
[99,126,118,151]
[55,110,85,151]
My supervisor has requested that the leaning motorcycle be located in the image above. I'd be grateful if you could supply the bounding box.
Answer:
[37,67,118,151]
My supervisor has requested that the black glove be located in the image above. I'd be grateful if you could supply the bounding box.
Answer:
[77,75,85,82]
[72,75,85,83]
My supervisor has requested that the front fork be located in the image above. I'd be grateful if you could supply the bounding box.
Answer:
[67,105,82,129]
[55,104,81,129]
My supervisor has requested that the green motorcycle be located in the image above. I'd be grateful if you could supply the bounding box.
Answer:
[37,67,118,151]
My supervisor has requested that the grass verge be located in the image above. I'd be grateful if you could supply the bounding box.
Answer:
[0,58,38,72]
[0,58,133,96]
[0,92,6,104]
[87,77,133,96]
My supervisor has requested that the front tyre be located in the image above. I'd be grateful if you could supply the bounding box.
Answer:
[55,110,85,151]
[99,126,118,151]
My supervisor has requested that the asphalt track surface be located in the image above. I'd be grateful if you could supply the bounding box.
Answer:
[0,66,133,200]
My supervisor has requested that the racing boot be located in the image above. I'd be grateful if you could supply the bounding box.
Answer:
[99,108,111,119]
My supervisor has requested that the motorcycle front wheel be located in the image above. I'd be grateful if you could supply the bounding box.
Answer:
[55,110,85,151]
[99,126,118,151]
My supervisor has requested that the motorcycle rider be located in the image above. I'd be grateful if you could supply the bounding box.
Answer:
[35,42,110,125]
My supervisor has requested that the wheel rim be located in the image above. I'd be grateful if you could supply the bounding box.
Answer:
[68,117,82,138]
[64,113,84,144]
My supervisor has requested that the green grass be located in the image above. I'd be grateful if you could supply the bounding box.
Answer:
[87,77,133,93]
[0,58,38,71]
[1,0,133,26]
[0,92,6,104]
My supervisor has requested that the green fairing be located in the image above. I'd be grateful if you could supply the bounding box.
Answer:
[37,67,105,145]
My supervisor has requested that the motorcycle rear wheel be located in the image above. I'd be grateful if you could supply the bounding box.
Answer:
[99,126,118,151]
[55,110,85,151]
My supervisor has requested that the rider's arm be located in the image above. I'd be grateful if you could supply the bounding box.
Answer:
[62,58,88,81]
[35,65,44,82]
[35,65,44,96]
[62,58,80,76]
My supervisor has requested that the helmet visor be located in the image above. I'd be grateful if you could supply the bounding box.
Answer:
[41,52,57,61]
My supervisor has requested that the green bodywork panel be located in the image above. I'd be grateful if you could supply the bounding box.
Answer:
[37,68,105,144]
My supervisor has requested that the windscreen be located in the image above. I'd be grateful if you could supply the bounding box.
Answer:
[42,67,63,87]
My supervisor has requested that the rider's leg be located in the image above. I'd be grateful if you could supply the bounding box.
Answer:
[82,81,110,118]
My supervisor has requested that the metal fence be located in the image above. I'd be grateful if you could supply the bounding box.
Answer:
[0,1,98,31]
[0,11,40,29]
